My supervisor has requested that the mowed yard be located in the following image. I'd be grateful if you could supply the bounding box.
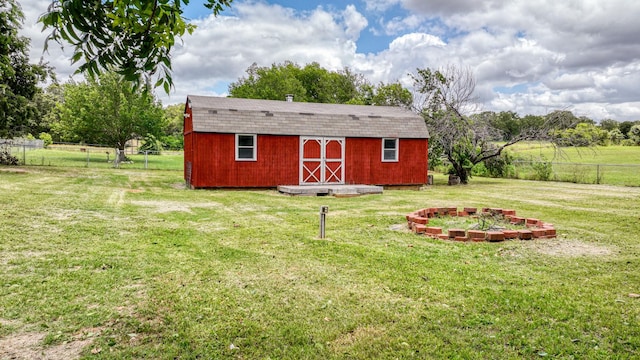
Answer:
[0,167,639,359]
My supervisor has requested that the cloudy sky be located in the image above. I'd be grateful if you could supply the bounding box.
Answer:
[18,0,640,121]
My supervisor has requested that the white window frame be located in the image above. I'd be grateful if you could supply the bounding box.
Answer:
[382,138,399,162]
[235,134,257,161]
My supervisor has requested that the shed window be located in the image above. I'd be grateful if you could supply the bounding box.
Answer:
[382,138,398,162]
[236,134,257,161]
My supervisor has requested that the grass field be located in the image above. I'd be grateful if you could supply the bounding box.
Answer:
[493,144,640,186]
[1,166,639,359]
[10,145,183,171]
[508,143,640,164]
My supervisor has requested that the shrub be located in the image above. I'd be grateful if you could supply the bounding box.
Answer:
[609,129,625,145]
[553,122,610,147]
[161,135,183,150]
[138,134,163,154]
[530,157,553,181]
[628,125,640,145]
[473,152,515,178]
[0,150,19,165]
[39,133,53,148]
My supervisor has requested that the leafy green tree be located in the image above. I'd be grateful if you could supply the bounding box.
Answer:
[39,0,233,92]
[0,0,50,137]
[161,103,185,150]
[609,128,625,145]
[53,72,164,160]
[412,65,575,184]
[229,61,412,107]
[490,111,522,141]
[369,82,413,108]
[31,83,64,136]
[629,124,640,145]
[552,122,610,146]
[619,121,639,139]
[599,119,619,132]
[138,133,163,154]
[229,62,307,101]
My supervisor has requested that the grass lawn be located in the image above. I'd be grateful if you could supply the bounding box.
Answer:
[508,143,640,165]
[13,146,183,171]
[499,144,640,186]
[1,167,639,359]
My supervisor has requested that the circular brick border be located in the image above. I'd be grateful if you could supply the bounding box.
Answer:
[406,207,556,242]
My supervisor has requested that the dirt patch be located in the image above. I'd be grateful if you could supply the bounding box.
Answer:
[0,167,27,173]
[130,200,220,213]
[525,239,613,257]
[0,332,92,360]
[330,326,386,352]
[171,183,187,190]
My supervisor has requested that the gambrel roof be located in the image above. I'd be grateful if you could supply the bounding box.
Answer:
[187,95,429,139]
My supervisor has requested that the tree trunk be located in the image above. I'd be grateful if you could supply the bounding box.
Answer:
[453,163,469,184]
[117,147,127,162]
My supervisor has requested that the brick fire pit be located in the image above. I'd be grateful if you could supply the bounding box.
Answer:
[406,207,556,242]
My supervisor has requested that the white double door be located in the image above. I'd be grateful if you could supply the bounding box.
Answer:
[299,137,345,185]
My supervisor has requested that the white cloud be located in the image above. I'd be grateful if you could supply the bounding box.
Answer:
[16,0,640,120]
[342,5,368,41]
[363,0,401,12]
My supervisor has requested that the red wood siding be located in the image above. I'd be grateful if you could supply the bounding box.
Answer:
[183,104,194,182]
[189,133,299,188]
[186,133,428,188]
[345,138,428,185]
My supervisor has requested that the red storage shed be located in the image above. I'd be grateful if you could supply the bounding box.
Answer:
[184,95,429,189]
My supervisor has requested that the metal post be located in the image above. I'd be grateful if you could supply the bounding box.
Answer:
[86,148,90,167]
[596,164,600,184]
[319,205,329,239]
[145,151,149,169]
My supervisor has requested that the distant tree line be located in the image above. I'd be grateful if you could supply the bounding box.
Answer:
[229,61,413,108]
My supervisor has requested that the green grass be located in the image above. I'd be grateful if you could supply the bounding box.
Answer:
[497,143,640,186]
[1,167,639,359]
[10,146,183,171]
[508,143,640,164]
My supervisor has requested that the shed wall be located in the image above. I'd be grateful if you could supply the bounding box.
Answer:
[345,138,428,185]
[189,133,299,188]
[186,133,428,188]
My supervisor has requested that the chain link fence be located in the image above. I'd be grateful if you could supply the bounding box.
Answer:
[1,141,182,171]
[511,161,640,186]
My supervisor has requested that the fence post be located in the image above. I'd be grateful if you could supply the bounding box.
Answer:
[22,145,26,165]
[596,164,600,184]
[144,151,148,169]
[86,148,90,167]
[114,149,120,168]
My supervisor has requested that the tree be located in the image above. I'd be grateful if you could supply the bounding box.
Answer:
[229,62,307,101]
[161,103,185,150]
[412,65,577,184]
[32,83,64,136]
[368,82,413,108]
[629,125,640,145]
[619,121,639,139]
[53,72,164,161]
[0,0,50,137]
[552,122,610,147]
[599,118,619,132]
[39,0,233,92]
[229,61,412,107]
[487,111,522,141]
[609,128,625,145]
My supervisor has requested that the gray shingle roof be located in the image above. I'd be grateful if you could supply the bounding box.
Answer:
[187,95,429,139]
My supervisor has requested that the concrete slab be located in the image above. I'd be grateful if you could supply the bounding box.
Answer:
[277,184,383,196]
